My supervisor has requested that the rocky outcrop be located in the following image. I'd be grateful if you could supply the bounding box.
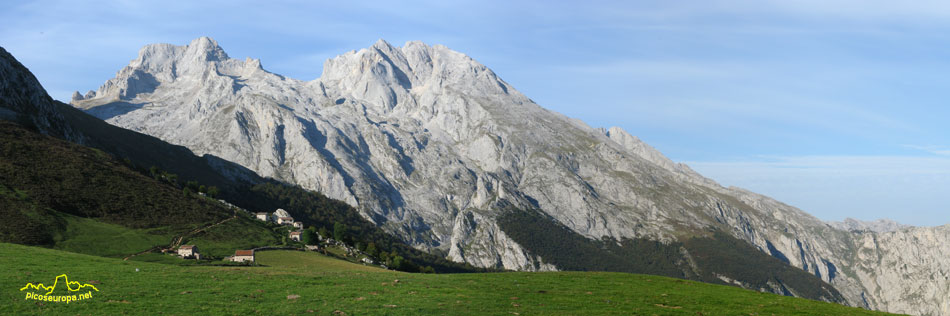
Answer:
[73,38,950,315]
[830,218,911,233]
[0,47,82,142]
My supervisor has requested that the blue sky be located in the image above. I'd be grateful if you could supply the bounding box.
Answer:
[2,0,948,226]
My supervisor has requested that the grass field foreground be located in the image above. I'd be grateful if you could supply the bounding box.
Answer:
[0,243,897,315]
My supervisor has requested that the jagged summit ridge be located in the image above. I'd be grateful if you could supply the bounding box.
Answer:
[319,38,518,113]
[72,37,260,104]
[69,38,950,315]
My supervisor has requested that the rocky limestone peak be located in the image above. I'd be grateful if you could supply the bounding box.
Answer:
[319,39,515,113]
[243,56,262,69]
[371,38,396,52]
[129,36,229,79]
[72,37,274,109]
[186,36,228,61]
[131,37,227,66]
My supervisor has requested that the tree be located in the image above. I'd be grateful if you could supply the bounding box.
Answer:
[149,166,159,178]
[318,227,329,239]
[207,186,220,198]
[186,180,199,191]
[333,222,346,241]
[391,255,404,271]
[198,185,207,194]
[302,227,319,245]
[365,242,378,257]
[183,187,193,196]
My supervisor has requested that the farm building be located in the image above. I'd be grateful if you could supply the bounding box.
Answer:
[177,245,200,259]
[289,231,302,242]
[255,212,270,222]
[231,250,255,263]
[278,217,294,225]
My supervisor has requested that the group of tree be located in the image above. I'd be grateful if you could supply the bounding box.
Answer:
[183,180,219,198]
[145,166,220,198]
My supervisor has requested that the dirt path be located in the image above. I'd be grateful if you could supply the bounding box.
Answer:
[123,215,237,260]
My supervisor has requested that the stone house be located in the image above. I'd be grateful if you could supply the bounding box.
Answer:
[231,250,255,263]
[178,245,200,260]
[278,217,294,225]
[289,231,302,242]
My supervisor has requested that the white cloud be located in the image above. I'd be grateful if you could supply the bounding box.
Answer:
[904,145,950,157]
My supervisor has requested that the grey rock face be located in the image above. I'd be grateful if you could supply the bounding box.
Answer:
[74,38,949,315]
[829,218,911,233]
[0,47,83,142]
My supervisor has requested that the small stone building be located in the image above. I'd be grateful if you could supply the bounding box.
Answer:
[293,222,304,229]
[255,212,270,222]
[231,250,255,263]
[178,245,200,260]
[289,231,302,242]
[278,217,294,225]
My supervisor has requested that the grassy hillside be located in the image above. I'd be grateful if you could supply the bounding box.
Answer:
[0,121,279,258]
[0,243,895,315]
[0,120,227,231]
[51,213,171,257]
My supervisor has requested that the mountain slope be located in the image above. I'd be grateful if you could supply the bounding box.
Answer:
[69,38,950,315]
[0,119,279,257]
[0,46,478,273]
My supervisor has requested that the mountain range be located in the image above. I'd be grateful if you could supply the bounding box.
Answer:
[2,37,948,315]
[0,44,473,272]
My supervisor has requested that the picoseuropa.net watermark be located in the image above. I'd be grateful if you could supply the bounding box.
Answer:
[20,274,98,304]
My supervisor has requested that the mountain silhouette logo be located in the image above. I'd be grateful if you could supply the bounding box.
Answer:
[20,274,98,304]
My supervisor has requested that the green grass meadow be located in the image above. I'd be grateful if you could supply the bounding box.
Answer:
[52,213,172,258]
[0,243,896,315]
